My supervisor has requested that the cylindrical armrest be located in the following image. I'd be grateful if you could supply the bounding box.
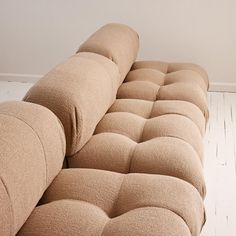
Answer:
[0,101,66,236]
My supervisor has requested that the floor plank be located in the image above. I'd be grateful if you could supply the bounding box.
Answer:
[0,81,33,102]
[201,92,236,236]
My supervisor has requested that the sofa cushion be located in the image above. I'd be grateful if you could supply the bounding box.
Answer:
[131,61,209,89]
[68,60,208,198]
[0,101,65,236]
[18,169,205,236]
[118,64,208,119]
[69,114,205,197]
[78,23,139,81]
[24,52,120,156]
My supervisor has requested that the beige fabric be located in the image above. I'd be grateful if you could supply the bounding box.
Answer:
[0,101,65,236]
[132,61,209,89]
[78,23,139,81]
[18,201,192,236]
[0,23,209,235]
[18,169,205,236]
[109,99,205,134]
[118,66,208,119]
[24,52,120,156]
[70,112,205,197]
[69,60,208,200]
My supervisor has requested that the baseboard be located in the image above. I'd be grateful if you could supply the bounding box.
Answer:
[209,82,236,93]
[0,73,42,83]
[0,73,235,92]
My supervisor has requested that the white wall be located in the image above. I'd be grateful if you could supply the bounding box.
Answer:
[1,0,236,90]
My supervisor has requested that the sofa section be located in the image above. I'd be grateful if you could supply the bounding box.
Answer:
[24,52,120,156]
[120,61,208,119]
[67,45,209,198]
[18,22,208,235]
[18,169,205,236]
[0,101,65,236]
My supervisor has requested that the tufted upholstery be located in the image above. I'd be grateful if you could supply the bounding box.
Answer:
[131,60,209,89]
[0,23,208,236]
[24,52,120,156]
[0,101,65,236]
[69,61,208,198]
[18,169,205,236]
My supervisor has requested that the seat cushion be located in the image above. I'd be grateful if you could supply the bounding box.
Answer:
[18,169,205,236]
[119,62,209,119]
[68,61,208,198]
[131,61,209,90]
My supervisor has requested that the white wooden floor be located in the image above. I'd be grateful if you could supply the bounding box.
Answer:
[201,92,236,236]
[0,81,236,236]
[0,81,33,101]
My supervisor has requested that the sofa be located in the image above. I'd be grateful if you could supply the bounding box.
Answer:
[0,23,208,236]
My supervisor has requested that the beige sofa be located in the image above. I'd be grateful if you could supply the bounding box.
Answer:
[0,23,208,236]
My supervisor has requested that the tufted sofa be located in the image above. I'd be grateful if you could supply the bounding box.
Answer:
[0,23,208,236]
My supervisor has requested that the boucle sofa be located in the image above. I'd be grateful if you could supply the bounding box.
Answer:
[0,23,208,236]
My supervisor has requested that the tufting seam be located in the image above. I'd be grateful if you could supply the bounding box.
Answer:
[100,218,110,236]
[0,175,14,236]
[100,206,194,236]
[163,69,207,90]
[157,134,203,160]
[110,175,126,218]
[125,76,164,87]
[71,105,83,153]
[94,127,202,162]
[155,84,162,101]
[95,129,140,143]
[0,113,48,186]
[109,99,205,134]
[147,100,155,119]
[127,143,138,173]
[149,113,204,137]
[111,204,198,236]
[119,73,208,119]
[121,80,161,92]
[166,112,204,136]
[138,118,148,143]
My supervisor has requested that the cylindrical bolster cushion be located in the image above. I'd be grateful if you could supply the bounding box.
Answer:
[24,52,120,156]
[0,101,65,236]
[78,23,139,82]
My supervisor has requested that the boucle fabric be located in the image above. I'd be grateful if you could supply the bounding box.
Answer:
[0,23,209,235]
[24,52,120,156]
[69,60,208,198]
[0,101,65,236]
[78,23,139,81]
[18,169,205,236]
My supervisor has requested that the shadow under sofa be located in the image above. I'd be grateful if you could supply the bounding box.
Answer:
[0,23,208,236]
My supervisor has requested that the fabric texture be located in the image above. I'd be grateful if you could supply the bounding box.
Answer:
[0,23,209,236]
[0,101,65,236]
[24,52,120,156]
[18,169,205,236]
[69,61,209,199]
[131,61,209,89]
[78,23,139,81]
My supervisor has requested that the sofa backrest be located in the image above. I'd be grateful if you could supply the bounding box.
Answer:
[0,101,65,236]
[24,53,120,156]
[24,23,139,156]
[78,23,139,82]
